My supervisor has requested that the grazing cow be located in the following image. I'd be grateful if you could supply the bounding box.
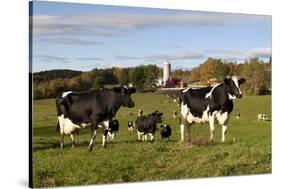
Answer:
[138,109,143,117]
[56,86,136,150]
[127,120,135,132]
[160,124,172,140]
[236,113,240,119]
[136,111,163,141]
[258,114,268,121]
[179,76,246,143]
[173,110,177,118]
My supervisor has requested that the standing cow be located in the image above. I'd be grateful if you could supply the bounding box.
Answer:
[179,76,246,143]
[135,111,163,141]
[56,86,136,150]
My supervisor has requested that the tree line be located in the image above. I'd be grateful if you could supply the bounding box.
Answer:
[33,65,161,99]
[33,57,271,99]
[188,57,271,95]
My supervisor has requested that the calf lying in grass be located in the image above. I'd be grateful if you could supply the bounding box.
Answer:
[136,111,163,141]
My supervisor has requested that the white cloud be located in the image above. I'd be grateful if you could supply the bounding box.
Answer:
[32,12,270,37]
[206,47,271,61]
[114,51,205,62]
[145,51,205,61]
[75,57,104,61]
[248,48,271,58]
[40,37,103,45]
[34,55,71,63]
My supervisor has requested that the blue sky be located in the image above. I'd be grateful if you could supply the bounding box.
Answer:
[31,1,272,72]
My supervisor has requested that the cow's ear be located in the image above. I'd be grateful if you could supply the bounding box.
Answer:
[238,78,246,85]
[158,113,163,116]
[129,87,136,94]
[113,87,121,93]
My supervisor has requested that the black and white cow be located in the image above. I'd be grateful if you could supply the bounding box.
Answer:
[56,86,136,150]
[98,119,119,142]
[236,112,240,119]
[179,76,246,143]
[127,120,135,132]
[135,111,163,141]
[160,124,172,140]
[258,113,268,121]
[138,109,144,117]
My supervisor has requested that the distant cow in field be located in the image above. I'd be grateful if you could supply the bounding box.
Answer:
[160,124,172,140]
[138,109,143,117]
[236,113,240,119]
[179,76,246,143]
[258,114,268,121]
[56,86,136,150]
[136,111,163,141]
[127,120,135,132]
[173,110,177,118]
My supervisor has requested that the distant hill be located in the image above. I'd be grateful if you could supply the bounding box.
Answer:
[33,69,82,83]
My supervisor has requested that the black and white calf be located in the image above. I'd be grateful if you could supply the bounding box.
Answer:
[56,86,136,150]
[138,109,143,117]
[127,120,135,132]
[236,113,240,119]
[98,119,119,142]
[160,124,172,140]
[135,111,163,141]
[173,110,177,118]
[258,114,268,121]
[179,76,246,143]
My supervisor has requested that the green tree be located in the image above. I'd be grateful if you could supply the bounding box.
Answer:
[119,68,130,85]
[130,66,145,90]
[93,76,104,88]
[241,58,265,95]
[214,62,230,80]
[144,64,159,89]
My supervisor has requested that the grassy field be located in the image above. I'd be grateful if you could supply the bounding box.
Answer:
[32,93,271,187]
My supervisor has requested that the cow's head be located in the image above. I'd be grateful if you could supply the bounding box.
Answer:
[224,76,246,99]
[113,86,136,108]
[151,111,163,123]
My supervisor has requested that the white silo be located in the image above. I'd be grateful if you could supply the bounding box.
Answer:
[163,61,171,85]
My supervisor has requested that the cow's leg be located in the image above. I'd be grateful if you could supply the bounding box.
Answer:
[60,133,64,149]
[137,131,141,140]
[149,133,154,141]
[217,112,229,143]
[102,130,109,148]
[102,120,110,148]
[186,124,192,143]
[222,125,227,142]
[88,122,97,151]
[70,133,75,148]
[209,112,215,142]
